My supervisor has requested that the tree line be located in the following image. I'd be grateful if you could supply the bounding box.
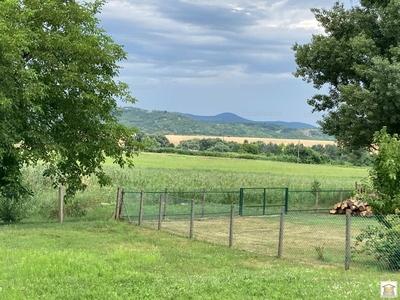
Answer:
[136,133,373,166]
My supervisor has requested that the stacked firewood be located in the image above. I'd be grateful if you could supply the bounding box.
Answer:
[330,198,373,217]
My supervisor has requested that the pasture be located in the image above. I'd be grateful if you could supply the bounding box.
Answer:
[1,152,383,299]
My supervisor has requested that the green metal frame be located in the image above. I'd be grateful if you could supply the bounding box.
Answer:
[239,187,288,216]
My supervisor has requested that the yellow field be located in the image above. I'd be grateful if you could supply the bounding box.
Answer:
[165,134,336,147]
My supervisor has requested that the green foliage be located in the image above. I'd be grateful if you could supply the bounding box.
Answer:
[238,140,259,155]
[0,195,29,223]
[353,128,400,270]
[367,127,400,215]
[166,137,372,166]
[315,243,326,261]
[354,215,400,270]
[0,0,142,203]
[311,179,321,197]
[293,1,400,150]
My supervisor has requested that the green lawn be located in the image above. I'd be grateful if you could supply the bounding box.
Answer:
[1,218,398,300]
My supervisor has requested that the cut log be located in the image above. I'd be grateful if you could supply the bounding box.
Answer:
[359,211,367,217]
[341,202,348,210]
[330,209,338,214]
[350,204,357,211]
[333,202,341,209]
[337,208,345,214]
[358,204,366,211]
[366,206,372,212]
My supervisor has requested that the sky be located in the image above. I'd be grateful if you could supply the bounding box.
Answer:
[98,0,353,126]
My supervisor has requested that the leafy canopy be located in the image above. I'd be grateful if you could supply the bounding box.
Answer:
[293,0,400,150]
[0,0,142,199]
[368,127,400,215]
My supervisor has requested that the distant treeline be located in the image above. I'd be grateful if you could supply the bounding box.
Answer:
[136,133,373,166]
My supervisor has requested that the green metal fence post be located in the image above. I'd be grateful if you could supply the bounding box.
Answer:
[284,188,289,214]
[239,188,243,216]
[263,188,266,215]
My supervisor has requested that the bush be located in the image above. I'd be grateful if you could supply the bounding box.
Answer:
[40,198,97,219]
[0,195,29,222]
[354,215,400,270]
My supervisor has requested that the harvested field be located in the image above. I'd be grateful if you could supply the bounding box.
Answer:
[165,134,336,147]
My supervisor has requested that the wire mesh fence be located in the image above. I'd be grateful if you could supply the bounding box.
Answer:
[119,189,400,271]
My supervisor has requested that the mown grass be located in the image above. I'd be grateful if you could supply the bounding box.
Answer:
[1,217,398,300]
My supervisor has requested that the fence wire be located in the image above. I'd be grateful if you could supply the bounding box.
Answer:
[121,190,400,271]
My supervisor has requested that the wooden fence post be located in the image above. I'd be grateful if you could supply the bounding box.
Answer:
[189,200,195,238]
[119,189,124,218]
[138,190,144,226]
[345,209,351,270]
[278,206,285,258]
[229,204,234,247]
[58,186,64,224]
[114,187,121,220]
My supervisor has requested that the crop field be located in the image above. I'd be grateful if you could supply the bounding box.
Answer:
[165,134,336,147]
[108,152,368,191]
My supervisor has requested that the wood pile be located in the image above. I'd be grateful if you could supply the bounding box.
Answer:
[330,198,373,217]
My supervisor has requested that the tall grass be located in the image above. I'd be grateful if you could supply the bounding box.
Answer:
[19,152,368,219]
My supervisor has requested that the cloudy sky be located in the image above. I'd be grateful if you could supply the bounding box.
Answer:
[98,0,353,125]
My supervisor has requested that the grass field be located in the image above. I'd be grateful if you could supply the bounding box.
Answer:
[109,152,368,191]
[2,153,395,299]
[165,134,336,147]
[1,216,399,299]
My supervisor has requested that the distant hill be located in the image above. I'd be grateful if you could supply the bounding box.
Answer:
[117,107,334,140]
[179,112,316,129]
[181,112,254,123]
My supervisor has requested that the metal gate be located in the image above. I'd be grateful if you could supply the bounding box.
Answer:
[238,187,288,216]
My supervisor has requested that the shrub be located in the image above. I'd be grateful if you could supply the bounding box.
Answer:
[0,195,29,222]
[354,215,400,270]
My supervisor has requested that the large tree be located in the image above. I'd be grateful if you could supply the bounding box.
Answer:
[0,0,142,201]
[293,0,400,150]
